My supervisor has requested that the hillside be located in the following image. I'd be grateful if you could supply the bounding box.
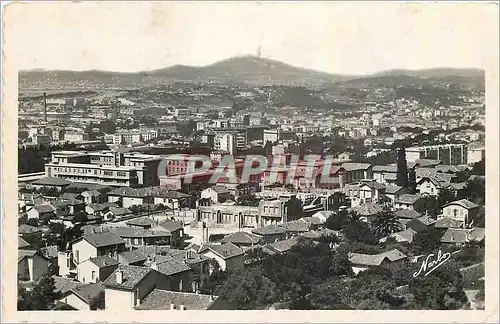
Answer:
[19,56,485,90]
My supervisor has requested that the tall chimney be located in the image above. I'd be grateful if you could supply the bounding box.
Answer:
[115,270,123,284]
[43,92,47,122]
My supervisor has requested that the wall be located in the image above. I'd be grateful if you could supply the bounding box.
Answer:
[72,239,97,264]
[77,260,99,283]
[203,251,227,271]
[123,197,145,209]
[105,288,134,310]
[63,293,91,311]
[224,255,245,272]
[31,255,49,281]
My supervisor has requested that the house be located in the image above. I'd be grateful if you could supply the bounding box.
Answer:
[104,207,132,221]
[372,165,397,184]
[311,210,333,224]
[384,185,408,204]
[199,242,244,272]
[348,202,384,222]
[117,250,147,266]
[416,177,441,197]
[394,194,424,210]
[104,265,172,310]
[441,227,485,245]
[300,216,324,230]
[341,163,373,183]
[27,204,56,220]
[108,227,172,247]
[379,229,417,244]
[406,215,437,232]
[64,198,86,215]
[151,259,192,292]
[200,185,232,204]
[220,231,262,247]
[81,190,104,204]
[86,203,118,217]
[70,232,126,265]
[439,199,479,228]
[394,209,422,221]
[18,249,50,282]
[281,220,312,235]
[53,275,86,299]
[262,237,299,255]
[156,220,184,246]
[344,180,386,207]
[251,224,287,243]
[126,217,157,229]
[152,190,192,210]
[77,255,119,283]
[31,177,72,192]
[348,249,407,274]
[62,283,105,310]
[435,216,464,229]
[415,159,442,168]
[135,289,234,310]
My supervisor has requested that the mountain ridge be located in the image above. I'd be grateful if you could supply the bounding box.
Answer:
[19,55,485,89]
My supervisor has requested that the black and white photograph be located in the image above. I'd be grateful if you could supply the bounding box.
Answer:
[2,1,499,322]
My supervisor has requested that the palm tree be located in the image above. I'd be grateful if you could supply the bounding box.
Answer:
[371,208,402,239]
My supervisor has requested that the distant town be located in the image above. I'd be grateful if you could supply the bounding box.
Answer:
[17,56,486,311]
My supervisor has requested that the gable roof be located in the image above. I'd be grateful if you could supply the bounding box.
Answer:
[385,185,404,195]
[372,165,397,173]
[221,231,262,245]
[414,215,437,226]
[280,220,312,233]
[396,194,422,205]
[70,283,104,304]
[107,207,131,216]
[348,249,407,267]
[394,209,421,219]
[18,224,42,234]
[300,216,324,226]
[32,177,72,187]
[251,224,287,236]
[52,276,86,295]
[158,220,183,232]
[135,289,219,310]
[18,236,31,249]
[155,260,192,276]
[442,199,478,210]
[34,204,55,214]
[118,250,147,265]
[380,229,417,243]
[81,232,126,248]
[265,237,299,254]
[199,242,244,259]
[342,162,372,171]
[18,249,40,262]
[414,159,442,167]
[104,265,154,290]
[441,228,485,244]
[87,255,119,268]
[109,226,171,239]
[435,216,464,229]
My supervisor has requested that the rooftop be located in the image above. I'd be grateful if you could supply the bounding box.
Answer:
[199,242,244,259]
[87,255,119,268]
[104,265,153,290]
[135,289,218,310]
[81,232,126,248]
[220,231,262,245]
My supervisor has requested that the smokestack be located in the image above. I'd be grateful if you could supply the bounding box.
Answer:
[115,270,123,284]
[43,92,47,122]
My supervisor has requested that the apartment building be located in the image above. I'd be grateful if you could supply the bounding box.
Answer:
[112,129,158,145]
[44,150,162,187]
[406,144,468,165]
[197,204,260,229]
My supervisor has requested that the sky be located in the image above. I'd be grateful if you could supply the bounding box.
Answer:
[5,1,498,75]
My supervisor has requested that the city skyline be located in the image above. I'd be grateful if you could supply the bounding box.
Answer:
[8,2,495,74]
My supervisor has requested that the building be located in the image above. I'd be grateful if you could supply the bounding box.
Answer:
[343,180,386,207]
[33,134,52,146]
[198,243,245,272]
[406,144,468,165]
[135,290,233,310]
[439,199,479,228]
[197,204,260,229]
[263,129,280,143]
[18,250,49,282]
[394,194,424,210]
[104,265,172,310]
[200,185,232,204]
[467,146,485,165]
[76,256,119,283]
[44,150,162,187]
[348,249,407,274]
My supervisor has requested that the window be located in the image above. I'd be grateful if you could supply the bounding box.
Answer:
[91,271,96,280]
[103,171,113,176]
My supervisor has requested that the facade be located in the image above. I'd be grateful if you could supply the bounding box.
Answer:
[197,204,260,229]
[439,199,479,227]
[44,150,161,187]
[199,243,245,272]
[467,146,485,165]
[406,144,468,165]
[76,256,119,283]
[18,250,49,282]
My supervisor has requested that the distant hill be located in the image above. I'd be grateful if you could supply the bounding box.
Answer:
[19,56,485,90]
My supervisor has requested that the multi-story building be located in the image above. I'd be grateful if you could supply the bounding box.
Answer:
[112,130,158,145]
[197,204,259,229]
[467,146,485,165]
[44,150,162,187]
[214,132,246,155]
[64,132,89,143]
[406,144,468,165]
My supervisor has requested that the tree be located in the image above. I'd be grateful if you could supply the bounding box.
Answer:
[307,278,350,309]
[21,275,62,310]
[413,227,445,253]
[459,178,485,205]
[471,158,485,176]
[217,268,278,310]
[437,188,456,208]
[408,169,417,193]
[342,214,378,245]
[325,210,348,231]
[90,291,105,310]
[395,147,409,187]
[371,208,402,239]
[408,261,468,309]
